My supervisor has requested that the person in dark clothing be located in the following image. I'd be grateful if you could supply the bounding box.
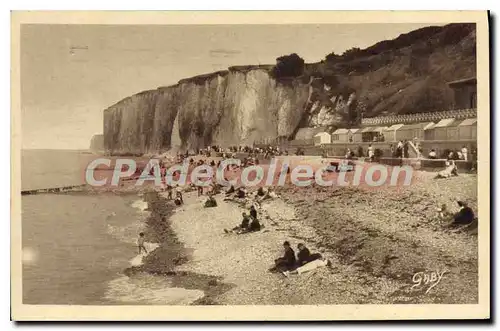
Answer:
[296,243,322,266]
[403,140,409,158]
[224,212,260,234]
[269,241,296,272]
[166,185,173,200]
[257,187,265,197]
[249,205,258,220]
[236,187,246,199]
[226,185,235,195]
[449,201,475,226]
[357,146,363,157]
[229,212,250,231]
[204,195,217,208]
[248,216,261,232]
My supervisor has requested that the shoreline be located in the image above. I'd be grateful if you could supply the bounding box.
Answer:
[124,191,234,305]
[22,168,478,305]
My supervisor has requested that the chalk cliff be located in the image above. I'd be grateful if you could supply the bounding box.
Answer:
[103,68,319,155]
[89,134,104,153]
[103,23,475,155]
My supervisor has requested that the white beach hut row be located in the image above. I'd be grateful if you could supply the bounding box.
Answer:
[314,118,477,145]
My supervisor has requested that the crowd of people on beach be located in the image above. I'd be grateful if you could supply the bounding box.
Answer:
[133,144,477,281]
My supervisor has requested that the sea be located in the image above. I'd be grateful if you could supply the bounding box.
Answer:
[21,149,204,305]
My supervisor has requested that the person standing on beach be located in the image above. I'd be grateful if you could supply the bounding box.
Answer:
[250,205,258,220]
[175,185,184,204]
[137,232,147,254]
[166,185,173,200]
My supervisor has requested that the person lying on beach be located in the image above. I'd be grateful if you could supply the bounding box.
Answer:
[269,241,296,272]
[137,232,147,254]
[447,201,475,227]
[204,195,218,208]
[282,258,330,277]
[436,161,458,179]
[239,216,261,234]
[296,243,323,266]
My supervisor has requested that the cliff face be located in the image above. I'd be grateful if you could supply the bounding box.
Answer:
[89,134,104,153]
[104,69,312,155]
[103,23,476,155]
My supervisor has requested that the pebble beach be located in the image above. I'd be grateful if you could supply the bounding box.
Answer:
[129,168,478,305]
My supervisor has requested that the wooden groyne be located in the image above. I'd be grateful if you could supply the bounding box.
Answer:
[21,184,88,196]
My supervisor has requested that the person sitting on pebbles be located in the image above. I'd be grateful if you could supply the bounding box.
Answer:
[236,187,246,199]
[282,244,330,277]
[256,187,266,197]
[269,241,296,273]
[224,213,260,234]
[447,200,475,228]
[296,243,323,266]
[204,194,218,208]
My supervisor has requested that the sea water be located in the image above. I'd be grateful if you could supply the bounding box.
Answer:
[21,149,204,305]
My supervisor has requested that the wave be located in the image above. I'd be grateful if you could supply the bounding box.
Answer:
[131,199,149,212]
[22,247,38,266]
[104,275,204,305]
[129,242,160,267]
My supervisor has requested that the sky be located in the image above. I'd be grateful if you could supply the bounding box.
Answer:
[20,23,435,149]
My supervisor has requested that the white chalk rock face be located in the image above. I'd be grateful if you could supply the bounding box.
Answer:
[103,68,310,155]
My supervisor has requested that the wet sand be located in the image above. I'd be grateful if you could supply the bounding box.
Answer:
[123,191,234,304]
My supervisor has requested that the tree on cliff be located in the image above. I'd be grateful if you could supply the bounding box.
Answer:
[272,53,305,78]
[324,51,339,63]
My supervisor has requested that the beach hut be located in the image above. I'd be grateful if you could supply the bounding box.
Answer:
[458,118,477,140]
[427,118,460,141]
[360,127,375,142]
[349,128,361,142]
[398,122,435,141]
[314,132,331,145]
[374,126,388,141]
[331,128,350,142]
[361,126,387,142]
[382,124,404,142]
